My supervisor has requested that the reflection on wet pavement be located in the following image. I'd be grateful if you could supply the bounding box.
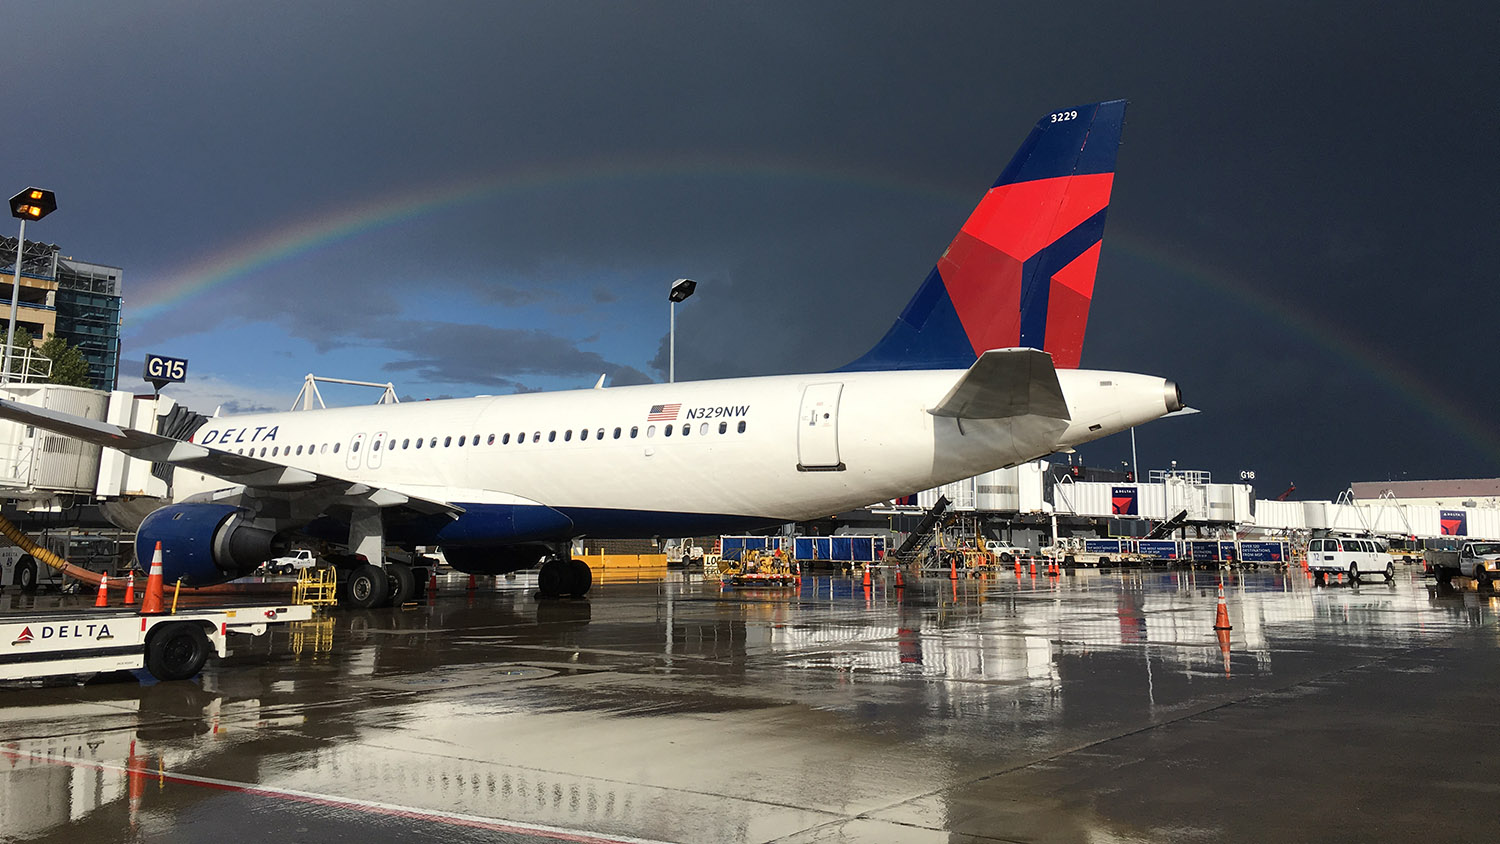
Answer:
[3,566,1498,842]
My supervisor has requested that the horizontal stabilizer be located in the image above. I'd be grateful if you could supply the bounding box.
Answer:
[928,348,1071,420]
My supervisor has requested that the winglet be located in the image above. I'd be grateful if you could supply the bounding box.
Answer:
[928,348,1070,420]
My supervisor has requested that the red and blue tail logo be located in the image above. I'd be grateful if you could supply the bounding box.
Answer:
[842,100,1126,372]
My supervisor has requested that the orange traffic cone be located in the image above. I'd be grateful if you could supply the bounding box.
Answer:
[428,567,439,593]
[1217,627,1232,676]
[124,571,136,605]
[1029,559,1037,576]
[94,574,110,607]
[949,555,958,580]
[895,566,905,589]
[468,574,477,591]
[863,565,872,588]
[1213,582,1232,631]
[138,542,166,616]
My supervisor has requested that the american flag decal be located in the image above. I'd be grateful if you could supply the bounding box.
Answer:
[647,403,681,421]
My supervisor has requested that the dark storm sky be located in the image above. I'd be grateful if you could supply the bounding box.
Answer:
[5,2,1496,500]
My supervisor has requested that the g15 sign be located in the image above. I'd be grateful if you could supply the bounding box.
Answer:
[143,354,187,391]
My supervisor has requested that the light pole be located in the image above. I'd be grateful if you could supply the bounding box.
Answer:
[668,278,696,383]
[5,188,57,384]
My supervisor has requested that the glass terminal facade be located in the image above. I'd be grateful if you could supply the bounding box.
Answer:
[0,236,122,391]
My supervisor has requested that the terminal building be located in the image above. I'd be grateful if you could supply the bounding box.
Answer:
[0,236,123,392]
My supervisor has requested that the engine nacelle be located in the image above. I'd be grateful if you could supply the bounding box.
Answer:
[136,503,283,586]
[443,544,551,576]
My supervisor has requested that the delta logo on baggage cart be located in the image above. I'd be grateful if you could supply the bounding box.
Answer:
[10,623,114,645]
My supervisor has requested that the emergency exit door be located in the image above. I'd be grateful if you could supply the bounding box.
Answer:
[797,383,845,471]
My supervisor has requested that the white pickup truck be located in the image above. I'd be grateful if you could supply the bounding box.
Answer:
[267,549,318,575]
[1425,541,1500,586]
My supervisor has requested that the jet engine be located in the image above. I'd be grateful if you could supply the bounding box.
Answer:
[135,503,283,586]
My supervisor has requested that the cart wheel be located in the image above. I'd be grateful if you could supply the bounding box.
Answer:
[1384,562,1394,583]
[145,623,212,682]
[16,556,38,593]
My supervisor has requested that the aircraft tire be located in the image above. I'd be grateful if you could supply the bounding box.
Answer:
[16,556,38,593]
[537,559,567,598]
[145,622,211,682]
[569,558,593,597]
[386,562,416,605]
[346,563,390,608]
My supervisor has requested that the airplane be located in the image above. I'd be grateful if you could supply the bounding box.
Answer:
[0,99,1185,607]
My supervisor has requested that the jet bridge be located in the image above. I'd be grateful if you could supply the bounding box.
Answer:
[0,384,181,512]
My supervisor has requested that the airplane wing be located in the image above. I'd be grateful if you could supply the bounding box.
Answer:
[0,398,462,517]
[927,348,1072,420]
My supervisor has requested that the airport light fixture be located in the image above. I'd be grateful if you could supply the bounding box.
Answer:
[5,187,57,385]
[668,278,697,383]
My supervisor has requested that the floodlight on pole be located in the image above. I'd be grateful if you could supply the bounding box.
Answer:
[5,188,57,385]
[668,278,696,384]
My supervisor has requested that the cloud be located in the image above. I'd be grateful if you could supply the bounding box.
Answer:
[376,322,653,389]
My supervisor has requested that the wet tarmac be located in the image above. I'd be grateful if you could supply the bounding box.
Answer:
[3,564,1498,843]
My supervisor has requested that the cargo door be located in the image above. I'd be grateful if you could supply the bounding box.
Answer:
[797,383,844,471]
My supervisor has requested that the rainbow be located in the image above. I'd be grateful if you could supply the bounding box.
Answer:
[127,161,1498,463]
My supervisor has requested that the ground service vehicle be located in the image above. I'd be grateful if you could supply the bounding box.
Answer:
[1307,536,1393,583]
[0,603,313,682]
[1424,541,1500,586]
[268,549,317,574]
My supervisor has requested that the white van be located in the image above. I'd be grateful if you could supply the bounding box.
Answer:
[1307,536,1392,583]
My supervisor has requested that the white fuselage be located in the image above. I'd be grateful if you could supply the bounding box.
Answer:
[174,366,1177,539]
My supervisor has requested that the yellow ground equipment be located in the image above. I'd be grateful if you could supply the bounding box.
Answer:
[719,549,797,587]
[293,566,338,607]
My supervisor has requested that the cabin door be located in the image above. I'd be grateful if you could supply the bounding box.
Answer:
[797,383,844,471]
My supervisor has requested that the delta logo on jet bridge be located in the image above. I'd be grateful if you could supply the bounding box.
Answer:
[10,623,114,645]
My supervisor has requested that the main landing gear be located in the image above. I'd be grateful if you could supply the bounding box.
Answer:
[341,560,423,609]
[536,557,592,599]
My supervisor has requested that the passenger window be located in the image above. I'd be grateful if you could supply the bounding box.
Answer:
[415,438,423,449]
[614,427,622,439]
[295,445,303,456]
[630,426,638,439]
[458,436,465,447]
[565,430,573,442]
[402,438,409,449]
[533,432,541,443]
[488,434,495,445]
[272,446,279,457]
[700,423,710,436]
[664,425,673,437]
[580,429,588,441]
[352,442,360,453]
[681,424,690,436]
[444,436,452,447]
[718,421,727,434]
[333,443,340,454]
[430,437,438,448]
[597,428,605,440]
[548,431,557,442]
[646,425,655,437]
[738,421,747,433]
[502,433,510,445]
[321,444,328,454]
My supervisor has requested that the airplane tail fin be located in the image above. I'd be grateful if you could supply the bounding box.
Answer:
[841,99,1126,372]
